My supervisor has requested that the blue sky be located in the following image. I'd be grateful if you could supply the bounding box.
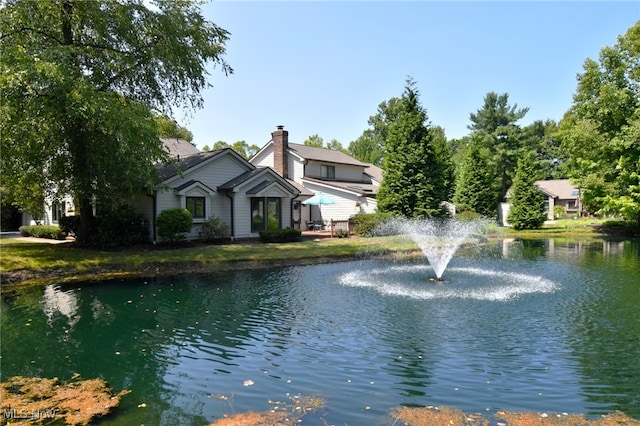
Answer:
[179,1,639,149]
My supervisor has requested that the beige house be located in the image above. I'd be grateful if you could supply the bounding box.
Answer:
[250,126,380,229]
[535,179,581,219]
[500,179,580,226]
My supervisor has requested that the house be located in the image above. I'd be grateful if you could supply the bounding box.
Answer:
[500,179,580,226]
[250,126,380,228]
[136,140,300,241]
[535,179,581,219]
[22,136,300,241]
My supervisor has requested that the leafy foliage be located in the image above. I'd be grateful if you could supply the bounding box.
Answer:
[18,225,64,240]
[453,136,497,218]
[59,205,149,248]
[206,140,261,159]
[353,213,394,237]
[507,151,547,230]
[157,208,193,243]
[348,97,403,166]
[258,228,301,243]
[155,115,194,142]
[376,79,454,218]
[200,216,230,242]
[0,0,231,243]
[557,22,640,228]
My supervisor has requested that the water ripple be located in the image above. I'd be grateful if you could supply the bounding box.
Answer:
[338,263,558,301]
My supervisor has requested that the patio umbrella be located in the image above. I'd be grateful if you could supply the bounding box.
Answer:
[302,192,336,222]
[302,192,336,206]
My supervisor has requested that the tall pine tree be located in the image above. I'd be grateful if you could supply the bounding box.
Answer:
[453,137,496,218]
[507,151,547,230]
[377,79,454,218]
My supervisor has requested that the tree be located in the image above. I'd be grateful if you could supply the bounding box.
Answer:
[0,0,231,243]
[377,79,454,218]
[557,22,640,228]
[303,134,324,148]
[155,115,194,143]
[468,92,529,205]
[326,138,348,153]
[507,151,547,230]
[208,140,260,159]
[453,136,497,217]
[523,119,565,180]
[348,97,402,166]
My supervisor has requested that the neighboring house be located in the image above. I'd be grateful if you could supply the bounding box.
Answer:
[535,179,581,219]
[500,179,580,226]
[134,140,299,241]
[250,126,380,228]
[23,137,300,241]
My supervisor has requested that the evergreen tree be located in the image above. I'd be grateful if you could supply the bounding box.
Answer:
[507,151,547,230]
[453,138,496,217]
[468,92,529,206]
[377,79,454,218]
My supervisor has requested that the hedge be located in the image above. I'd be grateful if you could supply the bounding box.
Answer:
[18,225,64,240]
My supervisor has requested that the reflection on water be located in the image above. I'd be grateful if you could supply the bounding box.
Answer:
[42,285,80,328]
[1,238,639,425]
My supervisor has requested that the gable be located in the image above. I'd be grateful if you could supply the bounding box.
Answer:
[218,167,299,197]
[158,148,254,185]
[535,179,579,200]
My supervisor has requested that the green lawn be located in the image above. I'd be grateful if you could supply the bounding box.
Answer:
[0,235,416,285]
[2,218,633,286]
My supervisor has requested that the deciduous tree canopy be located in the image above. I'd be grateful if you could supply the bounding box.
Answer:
[0,0,231,242]
[557,21,640,228]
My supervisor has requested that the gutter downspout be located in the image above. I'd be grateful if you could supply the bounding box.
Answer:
[225,192,235,241]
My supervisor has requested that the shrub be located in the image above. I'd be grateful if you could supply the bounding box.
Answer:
[553,205,566,219]
[335,228,349,238]
[455,211,482,221]
[60,206,149,248]
[353,212,393,237]
[259,227,301,243]
[18,225,64,240]
[94,206,149,248]
[59,215,81,237]
[200,216,229,242]
[157,208,192,242]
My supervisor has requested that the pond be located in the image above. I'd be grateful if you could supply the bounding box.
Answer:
[1,238,639,425]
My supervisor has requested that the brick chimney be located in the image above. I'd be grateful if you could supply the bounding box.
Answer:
[271,125,288,178]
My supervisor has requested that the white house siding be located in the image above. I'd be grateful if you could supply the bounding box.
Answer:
[250,148,273,169]
[303,183,361,222]
[360,196,377,214]
[156,153,254,241]
[304,161,363,182]
[290,155,304,184]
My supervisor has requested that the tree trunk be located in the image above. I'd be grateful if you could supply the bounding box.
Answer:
[77,197,94,245]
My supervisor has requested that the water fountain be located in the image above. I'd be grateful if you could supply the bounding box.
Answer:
[375,218,489,280]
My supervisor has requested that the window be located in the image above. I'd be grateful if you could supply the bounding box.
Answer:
[251,197,281,232]
[321,165,335,179]
[52,201,65,223]
[186,197,205,219]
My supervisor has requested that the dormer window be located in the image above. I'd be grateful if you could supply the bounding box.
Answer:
[321,165,335,179]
